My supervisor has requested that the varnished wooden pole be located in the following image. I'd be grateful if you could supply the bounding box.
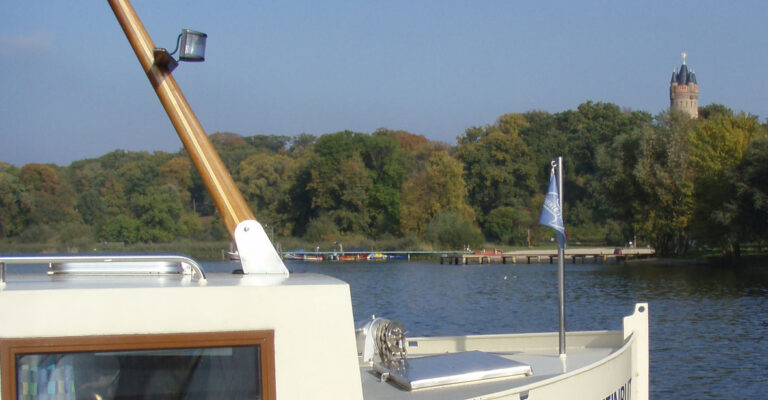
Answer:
[108,0,254,239]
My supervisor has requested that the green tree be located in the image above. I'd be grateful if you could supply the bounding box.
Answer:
[316,153,372,234]
[484,206,534,245]
[698,103,733,120]
[178,213,203,238]
[67,159,106,194]
[360,134,408,236]
[634,111,696,256]
[117,155,161,196]
[732,138,768,245]
[77,189,107,226]
[291,130,407,237]
[424,212,484,250]
[131,186,185,242]
[456,114,537,230]
[303,213,340,242]
[287,134,316,158]
[100,214,140,244]
[521,103,652,236]
[237,152,297,236]
[594,128,646,244]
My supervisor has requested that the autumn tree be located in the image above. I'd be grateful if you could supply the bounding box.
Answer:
[18,164,80,226]
[13,163,86,244]
[688,110,766,255]
[159,156,194,205]
[400,151,476,236]
[0,163,23,238]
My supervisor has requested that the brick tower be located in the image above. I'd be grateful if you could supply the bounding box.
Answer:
[669,53,699,118]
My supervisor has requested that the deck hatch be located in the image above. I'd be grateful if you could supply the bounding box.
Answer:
[375,350,532,390]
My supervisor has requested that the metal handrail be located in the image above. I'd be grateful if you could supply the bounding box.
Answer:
[0,254,207,287]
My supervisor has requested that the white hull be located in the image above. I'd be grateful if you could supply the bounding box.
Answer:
[0,257,648,400]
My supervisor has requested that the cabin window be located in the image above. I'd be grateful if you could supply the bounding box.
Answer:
[1,331,275,400]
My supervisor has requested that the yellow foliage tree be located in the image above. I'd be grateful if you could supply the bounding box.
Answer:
[400,151,475,235]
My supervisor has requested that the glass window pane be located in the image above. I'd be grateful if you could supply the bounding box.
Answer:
[16,346,261,400]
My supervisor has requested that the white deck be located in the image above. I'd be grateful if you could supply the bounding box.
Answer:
[361,330,628,400]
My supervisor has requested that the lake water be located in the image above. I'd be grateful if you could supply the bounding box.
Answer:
[273,260,768,399]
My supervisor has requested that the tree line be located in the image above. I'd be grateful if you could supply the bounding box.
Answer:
[1,101,766,256]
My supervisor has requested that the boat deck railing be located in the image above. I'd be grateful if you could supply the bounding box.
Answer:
[0,254,207,288]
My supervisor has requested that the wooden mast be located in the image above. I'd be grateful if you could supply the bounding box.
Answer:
[108,0,253,238]
[108,0,287,274]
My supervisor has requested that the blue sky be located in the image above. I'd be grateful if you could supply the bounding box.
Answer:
[1,1,766,166]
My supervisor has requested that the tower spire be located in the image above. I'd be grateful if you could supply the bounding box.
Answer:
[670,53,698,118]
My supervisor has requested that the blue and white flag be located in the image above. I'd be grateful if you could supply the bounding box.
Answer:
[539,172,566,249]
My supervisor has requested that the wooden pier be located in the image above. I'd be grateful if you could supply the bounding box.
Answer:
[440,248,655,265]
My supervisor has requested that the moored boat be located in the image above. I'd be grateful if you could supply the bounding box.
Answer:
[0,2,649,399]
[284,251,323,262]
[367,253,387,261]
[283,253,303,261]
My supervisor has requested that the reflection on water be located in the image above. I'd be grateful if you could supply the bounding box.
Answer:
[281,260,768,399]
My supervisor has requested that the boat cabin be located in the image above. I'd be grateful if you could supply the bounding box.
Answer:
[0,255,361,399]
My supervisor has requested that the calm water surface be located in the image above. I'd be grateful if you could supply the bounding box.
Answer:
[276,260,768,399]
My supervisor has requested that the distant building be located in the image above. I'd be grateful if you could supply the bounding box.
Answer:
[669,53,699,118]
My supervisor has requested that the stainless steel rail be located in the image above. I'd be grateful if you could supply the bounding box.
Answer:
[0,254,207,287]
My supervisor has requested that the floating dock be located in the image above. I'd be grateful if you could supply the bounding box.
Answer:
[440,248,655,265]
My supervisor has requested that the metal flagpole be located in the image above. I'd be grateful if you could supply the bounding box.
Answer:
[557,156,566,357]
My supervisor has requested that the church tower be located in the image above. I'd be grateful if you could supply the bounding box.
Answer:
[669,53,699,118]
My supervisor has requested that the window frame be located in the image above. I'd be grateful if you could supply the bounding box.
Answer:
[1,330,275,399]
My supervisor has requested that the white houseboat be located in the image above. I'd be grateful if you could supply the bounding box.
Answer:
[0,1,648,399]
